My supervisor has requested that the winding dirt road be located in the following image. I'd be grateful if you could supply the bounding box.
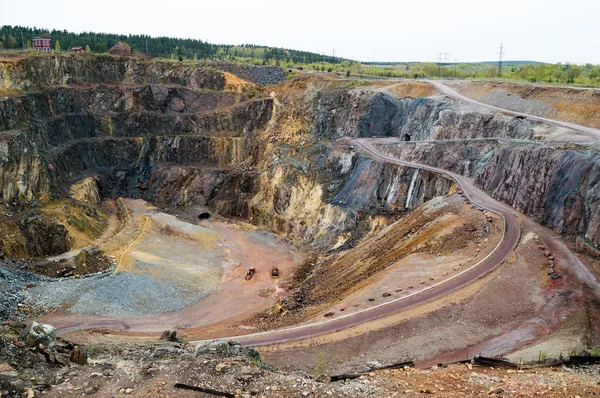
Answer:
[225,138,520,346]
[49,78,598,352]
[426,80,600,141]
[199,82,600,348]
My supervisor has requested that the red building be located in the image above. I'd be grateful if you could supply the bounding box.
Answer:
[33,36,51,51]
[71,46,85,53]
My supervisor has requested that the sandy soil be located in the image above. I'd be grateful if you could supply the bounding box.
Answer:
[35,199,307,335]
[380,81,440,98]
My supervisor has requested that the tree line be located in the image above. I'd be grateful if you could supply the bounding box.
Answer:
[289,60,600,87]
[0,25,350,65]
[2,25,599,87]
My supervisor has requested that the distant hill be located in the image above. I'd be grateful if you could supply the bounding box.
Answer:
[477,60,543,66]
[366,60,544,66]
[0,25,352,64]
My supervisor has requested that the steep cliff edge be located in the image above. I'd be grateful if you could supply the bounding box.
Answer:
[315,90,534,140]
[1,53,596,260]
[0,55,458,259]
[379,140,600,248]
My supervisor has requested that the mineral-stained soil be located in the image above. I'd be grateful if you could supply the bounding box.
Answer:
[1,326,599,398]
[245,194,503,331]
[28,198,306,331]
[1,54,600,377]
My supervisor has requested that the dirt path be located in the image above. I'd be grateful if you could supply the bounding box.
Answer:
[200,139,520,346]
[426,79,600,140]
[213,137,598,355]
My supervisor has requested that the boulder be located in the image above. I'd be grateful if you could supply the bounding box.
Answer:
[194,340,259,361]
[19,322,57,348]
[70,347,88,365]
[159,330,178,342]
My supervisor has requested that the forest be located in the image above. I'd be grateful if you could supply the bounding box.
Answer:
[0,25,346,64]
[2,25,599,87]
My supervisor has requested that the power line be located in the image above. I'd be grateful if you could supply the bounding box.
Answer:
[438,52,450,78]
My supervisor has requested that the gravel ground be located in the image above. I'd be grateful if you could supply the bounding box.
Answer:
[204,61,287,85]
[25,272,209,317]
[0,264,45,321]
[247,65,287,85]
[476,89,555,118]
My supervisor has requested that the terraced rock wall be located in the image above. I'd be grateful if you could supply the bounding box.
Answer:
[315,90,533,140]
[379,141,600,248]
[8,55,591,258]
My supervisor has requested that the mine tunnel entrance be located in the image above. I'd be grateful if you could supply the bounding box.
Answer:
[198,212,211,220]
[404,134,411,142]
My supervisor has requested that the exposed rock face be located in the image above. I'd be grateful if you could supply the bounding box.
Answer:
[0,53,595,258]
[377,140,497,177]
[332,154,453,210]
[475,145,559,216]
[70,177,101,206]
[0,133,49,203]
[381,141,600,248]
[0,55,285,92]
[477,146,600,246]
[17,213,72,256]
[315,91,533,141]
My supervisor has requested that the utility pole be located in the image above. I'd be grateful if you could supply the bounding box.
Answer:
[454,58,458,79]
[21,30,25,50]
[497,43,504,78]
[145,39,148,55]
[438,53,450,78]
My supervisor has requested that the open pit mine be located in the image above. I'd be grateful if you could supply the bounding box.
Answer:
[1,53,600,397]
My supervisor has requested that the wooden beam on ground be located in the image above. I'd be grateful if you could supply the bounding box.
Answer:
[174,383,235,397]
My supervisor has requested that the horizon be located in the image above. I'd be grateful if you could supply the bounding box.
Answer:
[2,0,598,65]
[0,25,581,66]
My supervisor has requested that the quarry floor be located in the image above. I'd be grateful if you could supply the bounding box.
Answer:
[32,199,307,334]
[27,176,598,373]
[44,191,600,374]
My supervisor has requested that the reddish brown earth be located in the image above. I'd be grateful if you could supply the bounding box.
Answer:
[37,200,307,336]
[218,138,520,347]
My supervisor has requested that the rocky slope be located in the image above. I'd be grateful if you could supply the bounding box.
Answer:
[378,140,600,249]
[2,323,599,398]
[0,55,459,257]
[0,53,597,265]
[447,80,600,129]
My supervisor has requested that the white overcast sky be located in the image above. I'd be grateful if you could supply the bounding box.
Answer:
[2,0,598,64]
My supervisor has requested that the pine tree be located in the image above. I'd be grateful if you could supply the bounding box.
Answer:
[25,40,32,49]
[85,44,91,53]
[54,40,61,52]
[7,35,17,48]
